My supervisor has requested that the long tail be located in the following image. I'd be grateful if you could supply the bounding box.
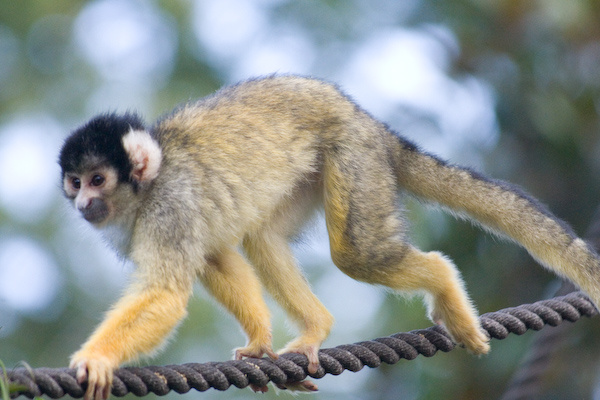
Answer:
[389,134,600,309]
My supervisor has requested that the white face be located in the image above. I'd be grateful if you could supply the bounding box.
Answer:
[60,128,161,228]
[63,166,119,225]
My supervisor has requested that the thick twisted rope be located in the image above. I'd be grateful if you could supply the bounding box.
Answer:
[500,209,600,399]
[6,291,596,399]
[499,282,578,400]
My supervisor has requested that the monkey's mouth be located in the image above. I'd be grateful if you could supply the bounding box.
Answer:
[82,208,109,224]
[81,201,109,224]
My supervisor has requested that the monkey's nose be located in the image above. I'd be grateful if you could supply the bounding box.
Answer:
[76,198,93,211]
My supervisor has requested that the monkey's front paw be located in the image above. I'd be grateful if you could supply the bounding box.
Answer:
[70,353,116,400]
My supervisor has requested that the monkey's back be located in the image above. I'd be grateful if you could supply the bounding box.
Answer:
[143,77,336,249]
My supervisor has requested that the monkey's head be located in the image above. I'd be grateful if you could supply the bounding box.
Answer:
[59,112,162,226]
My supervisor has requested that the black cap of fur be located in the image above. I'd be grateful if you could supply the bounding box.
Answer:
[59,112,145,183]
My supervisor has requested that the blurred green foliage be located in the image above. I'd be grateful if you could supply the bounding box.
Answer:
[0,0,599,399]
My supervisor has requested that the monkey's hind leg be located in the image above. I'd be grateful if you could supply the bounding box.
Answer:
[322,152,489,354]
[200,248,277,362]
[335,244,489,354]
[388,247,490,354]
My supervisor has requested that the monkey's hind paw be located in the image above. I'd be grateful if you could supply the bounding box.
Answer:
[239,342,319,393]
[429,297,490,355]
[275,379,319,392]
[278,340,321,375]
[275,379,319,393]
[459,329,490,355]
[249,379,319,393]
[234,343,278,361]
[249,383,270,393]
[442,322,490,355]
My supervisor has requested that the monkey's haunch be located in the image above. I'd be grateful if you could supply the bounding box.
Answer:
[7,291,596,399]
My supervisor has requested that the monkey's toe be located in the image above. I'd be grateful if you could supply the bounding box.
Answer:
[234,343,278,361]
[250,383,269,393]
[69,356,114,400]
[278,340,321,374]
[447,324,490,355]
[461,330,490,355]
[276,379,319,392]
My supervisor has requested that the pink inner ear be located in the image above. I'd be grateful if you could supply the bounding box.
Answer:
[122,130,162,182]
[132,156,148,182]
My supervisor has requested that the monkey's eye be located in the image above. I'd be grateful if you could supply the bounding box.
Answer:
[90,174,105,187]
[71,177,81,190]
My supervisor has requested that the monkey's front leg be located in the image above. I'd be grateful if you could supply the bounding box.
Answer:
[70,284,190,400]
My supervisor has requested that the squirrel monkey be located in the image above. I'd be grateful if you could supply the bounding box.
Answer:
[59,75,600,399]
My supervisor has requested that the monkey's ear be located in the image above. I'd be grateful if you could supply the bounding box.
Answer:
[122,129,162,183]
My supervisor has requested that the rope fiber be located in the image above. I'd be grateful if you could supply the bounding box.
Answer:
[6,291,597,399]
